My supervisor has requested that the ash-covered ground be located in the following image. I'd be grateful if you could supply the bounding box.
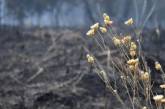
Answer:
[0,26,165,109]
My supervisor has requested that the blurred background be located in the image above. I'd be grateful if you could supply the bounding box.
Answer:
[0,0,165,109]
[0,0,164,28]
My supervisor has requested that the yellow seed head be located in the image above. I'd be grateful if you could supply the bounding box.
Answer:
[140,72,150,81]
[99,27,107,33]
[153,95,164,102]
[155,61,162,71]
[129,65,135,71]
[127,58,139,65]
[122,36,132,44]
[86,29,95,37]
[130,50,136,57]
[86,54,95,64]
[124,18,133,25]
[127,58,139,71]
[90,22,99,30]
[103,13,110,21]
[125,35,132,42]
[104,20,113,26]
[130,42,137,50]
[160,84,165,89]
[112,37,121,46]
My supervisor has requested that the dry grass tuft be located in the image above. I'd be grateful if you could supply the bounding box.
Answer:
[85,13,165,109]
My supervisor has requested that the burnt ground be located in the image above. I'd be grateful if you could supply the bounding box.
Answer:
[0,26,165,109]
[0,27,109,109]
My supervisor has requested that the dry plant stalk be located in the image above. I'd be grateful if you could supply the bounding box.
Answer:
[86,13,165,109]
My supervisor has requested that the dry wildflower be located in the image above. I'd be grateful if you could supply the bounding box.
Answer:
[86,29,95,37]
[103,13,113,26]
[104,20,113,26]
[121,36,132,44]
[124,18,133,25]
[129,65,136,71]
[155,61,162,71]
[130,42,137,50]
[140,72,150,81]
[160,84,165,89]
[99,27,107,33]
[90,22,99,31]
[112,37,121,46]
[103,13,110,21]
[129,50,136,57]
[127,58,139,65]
[127,58,139,71]
[86,54,95,64]
[153,95,164,102]
[128,63,138,71]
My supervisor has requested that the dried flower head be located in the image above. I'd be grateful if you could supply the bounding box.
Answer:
[86,54,95,64]
[121,36,132,44]
[112,37,121,46]
[99,27,107,33]
[130,42,137,50]
[104,20,113,26]
[160,84,165,89]
[155,61,162,71]
[124,18,133,25]
[127,58,139,71]
[86,29,95,37]
[103,13,110,21]
[130,50,136,57]
[129,65,136,71]
[140,72,150,81]
[90,22,99,31]
[127,58,139,65]
[153,95,164,102]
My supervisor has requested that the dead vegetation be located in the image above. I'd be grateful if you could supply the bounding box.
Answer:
[0,26,165,109]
